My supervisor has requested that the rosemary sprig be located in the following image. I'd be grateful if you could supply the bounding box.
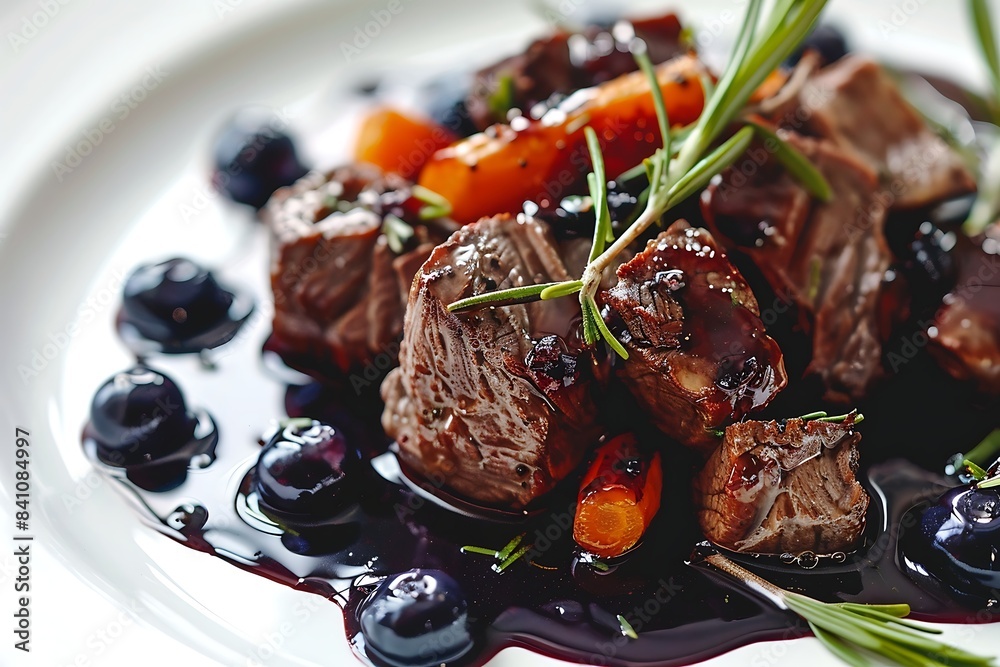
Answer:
[978,474,1000,490]
[704,553,996,667]
[968,428,1000,467]
[795,410,864,424]
[747,121,832,201]
[965,458,990,481]
[966,0,1000,235]
[411,184,452,220]
[460,533,534,573]
[572,0,828,353]
[447,282,568,313]
[947,429,1000,479]
[617,614,639,640]
[488,73,516,121]
[382,214,415,254]
[444,0,831,352]
[971,0,1000,116]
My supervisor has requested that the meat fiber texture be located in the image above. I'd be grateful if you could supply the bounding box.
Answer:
[381,215,604,509]
[703,133,892,403]
[603,221,788,453]
[694,416,869,555]
[266,165,445,377]
[775,55,975,210]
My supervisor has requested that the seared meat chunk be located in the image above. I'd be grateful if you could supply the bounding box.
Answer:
[466,12,686,130]
[702,132,890,402]
[266,165,451,377]
[784,56,974,209]
[603,221,787,453]
[694,415,868,555]
[381,215,604,509]
[928,224,1000,394]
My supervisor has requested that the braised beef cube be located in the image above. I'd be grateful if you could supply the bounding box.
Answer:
[928,224,1000,394]
[266,165,451,378]
[694,416,869,555]
[602,221,787,453]
[466,12,686,129]
[784,56,974,209]
[703,132,892,402]
[381,215,604,509]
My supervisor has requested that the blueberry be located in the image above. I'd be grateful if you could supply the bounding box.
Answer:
[905,222,957,294]
[212,108,308,209]
[122,257,243,350]
[899,483,1000,600]
[359,569,473,667]
[89,366,197,466]
[787,24,849,67]
[524,182,640,241]
[253,419,362,517]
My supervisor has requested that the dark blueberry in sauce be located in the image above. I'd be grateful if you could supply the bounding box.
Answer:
[212,108,309,209]
[419,73,478,138]
[523,197,592,239]
[119,257,252,354]
[253,419,362,519]
[522,182,641,241]
[526,335,579,386]
[787,23,848,67]
[87,366,199,467]
[899,482,1000,602]
[902,222,957,299]
[359,569,473,667]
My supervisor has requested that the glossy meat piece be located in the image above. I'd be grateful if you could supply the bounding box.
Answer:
[784,56,975,209]
[928,224,1000,394]
[602,221,787,453]
[381,215,604,509]
[266,165,449,376]
[466,12,686,130]
[702,132,890,402]
[694,416,868,555]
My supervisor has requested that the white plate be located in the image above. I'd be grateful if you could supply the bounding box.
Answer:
[1,1,998,666]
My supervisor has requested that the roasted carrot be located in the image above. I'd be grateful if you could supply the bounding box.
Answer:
[354,107,456,180]
[418,54,708,223]
[573,433,663,558]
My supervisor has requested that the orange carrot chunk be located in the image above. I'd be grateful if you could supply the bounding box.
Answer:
[573,433,663,559]
[355,107,456,180]
[418,54,708,224]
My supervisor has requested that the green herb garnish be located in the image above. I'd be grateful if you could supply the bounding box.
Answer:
[796,410,864,425]
[382,214,415,254]
[965,458,990,481]
[447,281,570,313]
[705,552,996,667]
[617,614,639,640]
[967,428,1000,467]
[279,417,314,429]
[488,73,516,121]
[966,0,1000,235]
[461,533,533,574]
[411,184,452,220]
[978,474,1000,490]
[746,121,832,201]
[445,0,831,355]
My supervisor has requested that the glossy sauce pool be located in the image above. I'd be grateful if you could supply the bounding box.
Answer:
[79,214,999,667]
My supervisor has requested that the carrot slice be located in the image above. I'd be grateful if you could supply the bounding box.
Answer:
[418,54,708,223]
[573,433,663,558]
[355,107,456,180]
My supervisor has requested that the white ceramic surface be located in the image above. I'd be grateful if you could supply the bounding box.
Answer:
[0,1,998,666]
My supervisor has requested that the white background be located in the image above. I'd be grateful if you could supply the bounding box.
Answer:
[0,1,995,666]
